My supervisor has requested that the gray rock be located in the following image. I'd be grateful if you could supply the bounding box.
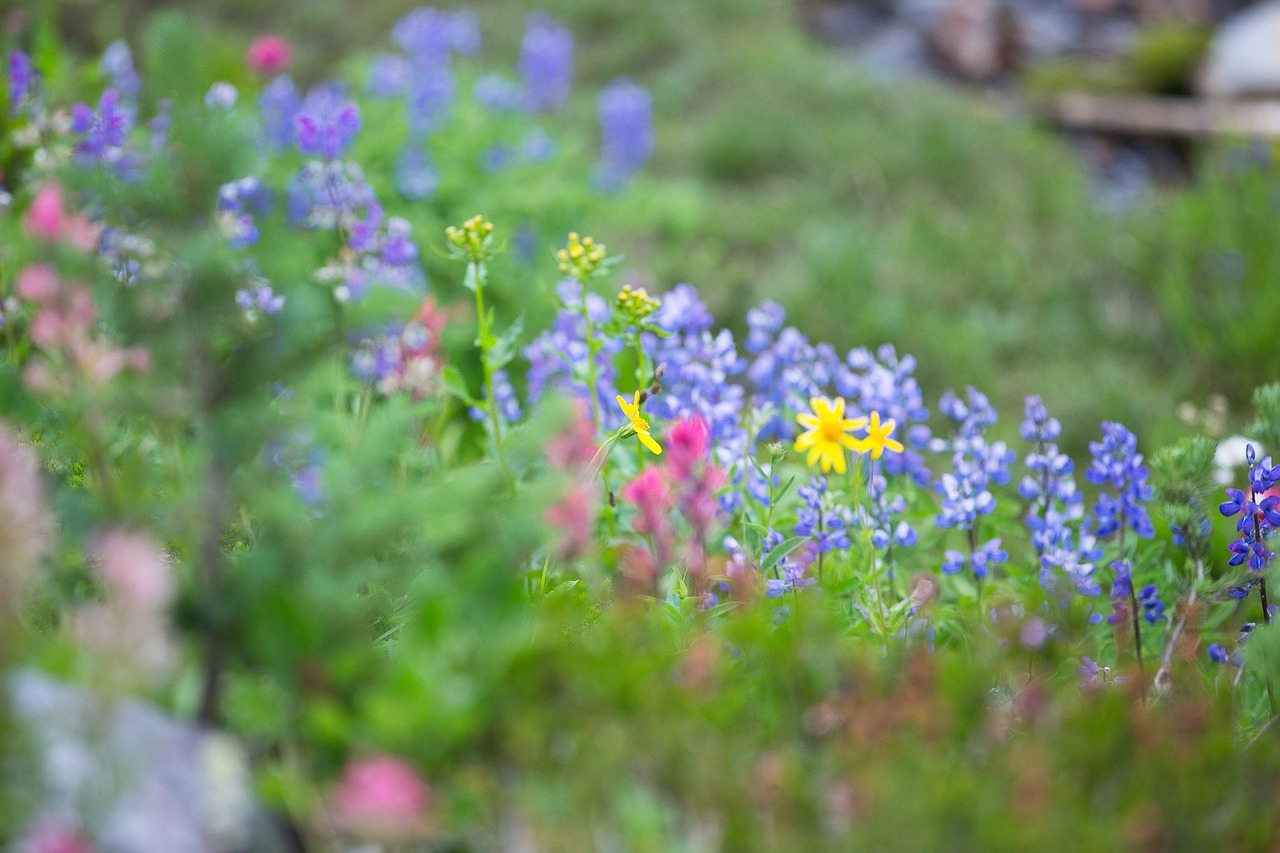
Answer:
[6,670,264,852]
[1201,0,1280,97]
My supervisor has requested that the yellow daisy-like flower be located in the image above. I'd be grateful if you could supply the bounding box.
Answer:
[794,396,867,474]
[617,392,662,455]
[862,410,905,459]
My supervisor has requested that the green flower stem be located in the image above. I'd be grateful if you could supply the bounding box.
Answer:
[469,259,505,453]
[578,277,615,535]
[632,328,647,470]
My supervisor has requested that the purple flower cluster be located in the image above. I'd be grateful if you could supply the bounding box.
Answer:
[258,76,301,152]
[1086,422,1154,540]
[471,369,523,426]
[644,284,747,462]
[794,477,852,554]
[933,387,1014,580]
[236,284,285,321]
[70,89,136,174]
[524,281,623,429]
[217,177,271,248]
[473,73,523,113]
[1219,444,1280,573]
[392,7,480,62]
[9,50,34,116]
[100,41,140,103]
[744,301,837,441]
[295,84,361,160]
[519,13,573,112]
[286,161,377,231]
[861,466,918,550]
[394,147,439,201]
[595,79,654,191]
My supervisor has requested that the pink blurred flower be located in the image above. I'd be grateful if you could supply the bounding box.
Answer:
[22,185,99,251]
[16,264,59,302]
[0,425,53,612]
[546,401,597,471]
[92,530,173,611]
[545,483,595,560]
[331,755,432,841]
[664,415,710,484]
[247,36,293,76]
[74,530,174,677]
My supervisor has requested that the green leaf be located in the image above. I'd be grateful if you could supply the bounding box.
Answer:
[442,365,480,407]
[488,316,525,372]
[760,536,808,574]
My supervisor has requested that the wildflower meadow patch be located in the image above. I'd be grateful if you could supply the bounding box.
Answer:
[2,6,1280,851]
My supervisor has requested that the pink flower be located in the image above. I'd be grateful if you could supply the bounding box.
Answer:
[16,264,59,302]
[331,755,431,841]
[664,416,710,483]
[22,185,99,250]
[545,483,595,560]
[247,36,293,76]
[23,186,67,242]
[546,401,598,471]
[0,425,53,612]
[92,530,172,611]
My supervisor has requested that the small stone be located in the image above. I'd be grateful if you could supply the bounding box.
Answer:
[1200,0,1280,97]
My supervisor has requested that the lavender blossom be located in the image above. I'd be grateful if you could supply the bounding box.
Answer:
[519,13,573,112]
[259,76,301,152]
[595,78,654,191]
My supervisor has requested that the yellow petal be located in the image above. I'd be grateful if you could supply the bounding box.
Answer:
[841,417,868,431]
[809,397,828,417]
[885,436,905,454]
[794,430,818,451]
[828,449,846,475]
[831,397,845,418]
[639,430,663,455]
[616,395,634,417]
[796,413,820,429]
[807,446,822,468]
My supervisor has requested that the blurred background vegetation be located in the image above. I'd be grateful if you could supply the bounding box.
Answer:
[14,0,1279,454]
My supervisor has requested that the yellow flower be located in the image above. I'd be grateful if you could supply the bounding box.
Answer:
[617,391,662,455]
[862,410,905,459]
[794,396,867,474]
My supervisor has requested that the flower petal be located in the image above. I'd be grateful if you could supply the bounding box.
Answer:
[639,430,662,455]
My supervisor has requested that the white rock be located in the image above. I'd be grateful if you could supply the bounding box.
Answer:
[1201,1,1280,98]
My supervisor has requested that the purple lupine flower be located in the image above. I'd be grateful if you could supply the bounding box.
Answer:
[148,99,172,151]
[1038,522,1103,598]
[519,13,573,112]
[473,73,522,112]
[744,303,833,441]
[395,147,438,200]
[794,477,852,554]
[1138,583,1165,624]
[70,88,134,168]
[521,128,555,162]
[1020,396,1087,584]
[523,282,624,428]
[860,465,917,550]
[259,76,301,152]
[405,63,455,134]
[1208,643,1229,664]
[1220,443,1280,577]
[367,54,411,98]
[470,369,522,425]
[1086,422,1154,540]
[933,386,1012,580]
[217,177,271,248]
[100,40,140,102]
[294,83,360,160]
[236,284,285,320]
[393,7,480,62]
[8,50,33,115]
[595,78,653,190]
[286,161,377,229]
[480,143,515,172]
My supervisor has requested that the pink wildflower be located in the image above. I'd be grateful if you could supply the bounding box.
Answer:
[16,264,59,302]
[331,755,432,841]
[546,401,598,471]
[664,415,710,483]
[74,530,174,677]
[545,483,596,561]
[22,185,99,250]
[0,425,53,612]
[247,36,293,76]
